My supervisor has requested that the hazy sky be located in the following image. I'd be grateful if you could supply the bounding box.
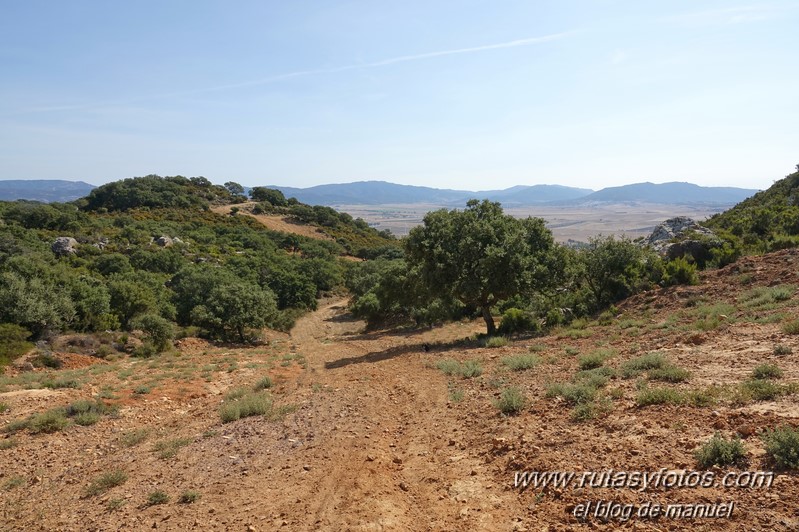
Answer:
[1,1,797,191]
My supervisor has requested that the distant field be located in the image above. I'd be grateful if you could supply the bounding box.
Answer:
[335,203,731,242]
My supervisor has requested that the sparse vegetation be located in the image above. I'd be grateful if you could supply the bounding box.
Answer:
[761,425,799,469]
[494,386,526,415]
[636,386,684,406]
[774,344,793,356]
[146,490,170,506]
[84,469,128,497]
[153,437,192,459]
[694,433,747,468]
[783,319,799,335]
[179,490,201,504]
[502,353,541,371]
[577,349,615,370]
[219,390,275,423]
[434,358,482,378]
[254,376,273,390]
[484,336,509,348]
[752,364,783,380]
[120,428,150,447]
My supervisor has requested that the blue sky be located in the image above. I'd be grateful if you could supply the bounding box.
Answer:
[1,1,797,190]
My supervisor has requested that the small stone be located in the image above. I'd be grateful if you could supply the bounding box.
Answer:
[303,465,311,471]
[399,482,409,491]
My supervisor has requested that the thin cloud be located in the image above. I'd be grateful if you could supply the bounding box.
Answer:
[15,31,574,114]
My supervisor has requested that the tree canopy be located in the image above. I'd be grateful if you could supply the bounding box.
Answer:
[405,199,557,334]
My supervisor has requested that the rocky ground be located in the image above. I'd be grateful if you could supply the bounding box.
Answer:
[1,250,799,531]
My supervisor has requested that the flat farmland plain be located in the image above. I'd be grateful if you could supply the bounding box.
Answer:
[336,203,731,242]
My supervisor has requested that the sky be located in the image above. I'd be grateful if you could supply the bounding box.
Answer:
[1,1,797,191]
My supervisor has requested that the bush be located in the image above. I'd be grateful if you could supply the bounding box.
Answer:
[502,354,541,371]
[435,359,482,378]
[620,352,667,378]
[761,425,799,469]
[494,387,526,415]
[547,382,598,405]
[739,379,786,401]
[146,490,170,506]
[578,349,614,370]
[179,490,201,504]
[254,376,273,390]
[131,313,173,351]
[774,344,793,356]
[752,364,783,380]
[636,386,683,406]
[695,433,747,468]
[498,308,539,336]
[483,336,509,348]
[0,323,32,369]
[28,409,70,434]
[782,319,799,335]
[152,437,192,459]
[84,469,128,497]
[662,256,699,286]
[219,391,274,423]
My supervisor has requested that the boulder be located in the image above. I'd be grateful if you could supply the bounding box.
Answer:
[155,236,173,247]
[647,217,722,262]
[51,237,79,257]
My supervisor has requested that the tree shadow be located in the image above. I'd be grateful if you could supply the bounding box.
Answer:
[323,337,481,370]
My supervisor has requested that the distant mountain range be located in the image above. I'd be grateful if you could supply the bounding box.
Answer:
[267,180,758,207]
[0,178,759,207]
[0,180,96,202]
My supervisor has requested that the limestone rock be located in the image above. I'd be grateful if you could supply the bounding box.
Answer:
[647,217,722,261]
[51,237,79,256]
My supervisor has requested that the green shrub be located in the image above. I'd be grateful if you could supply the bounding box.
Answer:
[752,364,783,380]
[636,386,683,406]
[484,336,509,348]
[761,425,799,469]
[498,308,539,335]
[547,382,598,405]
[0,324,33,370]
[460,360,483,378]
[662,256,698,286]
[131,313,174,351]
[146,490,170,506]
[434,358,482,378]
[774,344,793,356]
[179,490,201,504]
[0,402,8,413]
[435,359,461,376]
[120,428,150,447]
[254,376,273,390]
[28,409,70,434]
[84,469,128,497]
[502,354,541,371]
[782,319,799,335]
[620,352,667,378]
[694,433,747,468]
[494,387,526,415]
[152,437,192,459]
[578,349,615,370]
[219,391,274,423]
[0,438,17,450]
[571,398,612,422]
[43,377,81,389]
[739,379,786,401]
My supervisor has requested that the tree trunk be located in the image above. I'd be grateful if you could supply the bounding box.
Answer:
[237,326,245,343]
[481,306,496,335]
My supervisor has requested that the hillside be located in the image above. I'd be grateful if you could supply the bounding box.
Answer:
[267,180,759,208]
[0,180,96,202]
[1,248,798,529]
[578,182,758,205]
[705,167,799,251]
